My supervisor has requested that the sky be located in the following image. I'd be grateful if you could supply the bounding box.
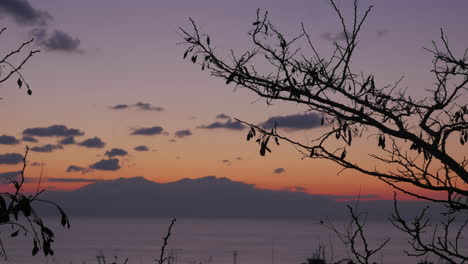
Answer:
[0,0,467,199]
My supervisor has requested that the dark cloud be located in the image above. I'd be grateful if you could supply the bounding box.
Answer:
[235,157,243,161]
[261,113,322,131]
[0,0,52,26]
[222,160,230,164]
[0,153,23,164]
[216,113,230,119]
[66,165,86,173]
[31,28,82,53]
[198,119,245,131]
[23,124,84,137]
[48,178,104,183]
[131,126,165,136]
[0,170,21,183]
[90,158,120,171]
[134,145,149,152]
[0,135,19,145]
[273,168,286,174]
[109,102,163,112]
[133,102,164,111]
[30,144,63,153]
[168,139,176,143]
[110,104,129,110]
[21,136,38,143]
[59,136,75,145]
[174,129,192,138]
[105,148,128,158]
[321,31,350,42]
[30,162,41,166]
[78,137,106,148]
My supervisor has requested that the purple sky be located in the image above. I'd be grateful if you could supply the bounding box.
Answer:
[0,0,467,197]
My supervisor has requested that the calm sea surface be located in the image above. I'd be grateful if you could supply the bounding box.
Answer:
[1,217,461,264]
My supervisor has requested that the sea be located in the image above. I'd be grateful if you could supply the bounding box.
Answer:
[0,217,461,264]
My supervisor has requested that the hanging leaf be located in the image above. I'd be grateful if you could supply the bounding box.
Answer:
[17,78,23,88]
[32,239,39,256]
[10,230,19,237]
[183,50,189,59]
[340,149,347,160]
[252,21,261,26]
[206,36,210,45]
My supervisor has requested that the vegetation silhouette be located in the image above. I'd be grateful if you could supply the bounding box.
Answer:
[0,28,70,260]
[179,0,467,262]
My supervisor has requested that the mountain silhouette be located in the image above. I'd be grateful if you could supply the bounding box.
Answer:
[40,176,436,219]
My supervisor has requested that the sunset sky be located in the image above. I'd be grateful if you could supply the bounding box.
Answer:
[0,0,467,199]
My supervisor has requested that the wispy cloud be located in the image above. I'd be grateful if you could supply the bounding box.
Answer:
[261,113,322,131]
[77,137,106,148]
[198,119,245,131]
[134,145,149,152]
[105,148,128,158]
[30,28,82,53]
[0,0,52,26]
[23,125,84,137]
[90,158,120,171]
[110,102,164,112]
[0,135,20,145]
[131,126,165,136]
[30,144,63,153]
[174,129,192,138]
[0,153,23,164]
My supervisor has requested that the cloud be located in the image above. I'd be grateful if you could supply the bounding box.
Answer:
[109,102,163,112]
[0,153,23,164]
[133,102,164,111]
[66,165,86,173]
[21,136,38,143]
[235,157,243,161]
[31,28,82,53]
[23,124,84,137]
[198,119,245,131]
[0,170,21,183]
[48,178,104,183]
[30,144,63,153]
[134,145,149,152]
[0,0,52,26]
[78,137,106,148]
[90,158,120,171]
[168,139,176,143]
[30,162,41,166]
[110,104,129,110]
[59,136,75,145]
[321,31,350,42]
[131,126,165,136]
[0,135,19,145]
[261,113,322,131]
[273,168,285,174]
[105,148,128,158]
[216,113,230,119]
[222,160,230,164]
[174,129,192,138]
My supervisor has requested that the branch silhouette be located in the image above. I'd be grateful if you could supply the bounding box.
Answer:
[179,0,467,261]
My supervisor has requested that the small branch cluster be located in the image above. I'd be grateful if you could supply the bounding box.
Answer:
[0,146,70,260]
[0,27,39,97]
